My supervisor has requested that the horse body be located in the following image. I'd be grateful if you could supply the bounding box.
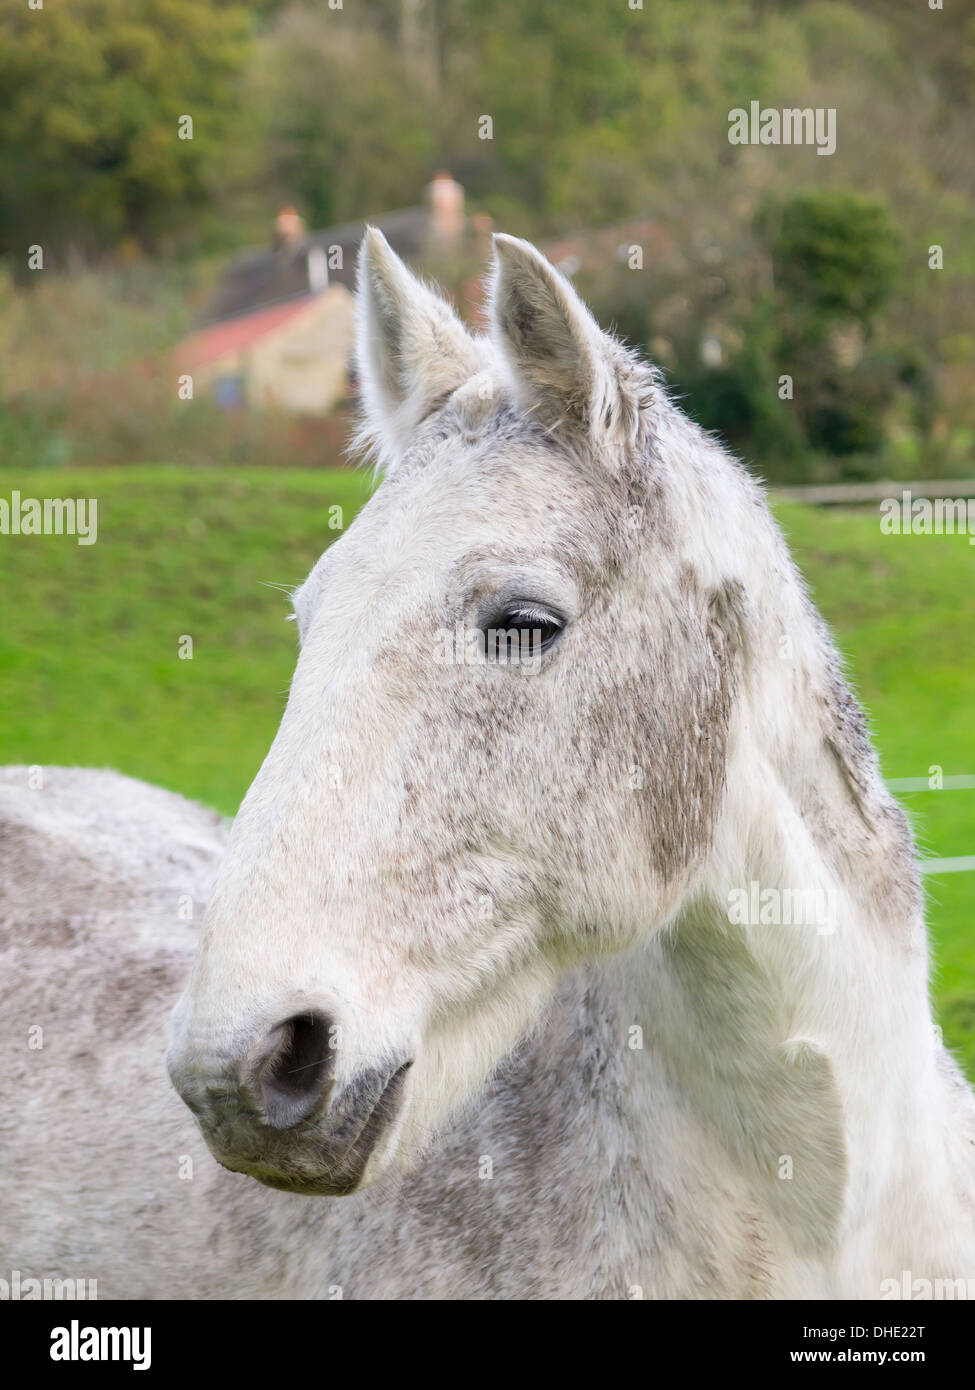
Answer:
[0,767,760,1298]
[3,767,974,1299]
[3,232,975,1298]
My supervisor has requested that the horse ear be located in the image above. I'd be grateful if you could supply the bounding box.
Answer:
[356,227,479,470]
[490,233,638,448]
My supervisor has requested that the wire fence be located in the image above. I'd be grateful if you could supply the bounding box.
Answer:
[886,777,975,875]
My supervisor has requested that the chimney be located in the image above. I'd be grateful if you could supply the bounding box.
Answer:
[426,172,464,249]
[273,205,306,249]
[471,211,495,258]
[307,245,328,294]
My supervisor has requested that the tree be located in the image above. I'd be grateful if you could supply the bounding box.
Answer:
[0,0,254,261]
[252,12,433,232]
[771,190,901,324]
[768,191,904,465]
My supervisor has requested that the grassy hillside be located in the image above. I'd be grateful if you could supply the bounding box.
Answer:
[0,467,373,810]
[0,467,971,1074]
[775,501,975,1076]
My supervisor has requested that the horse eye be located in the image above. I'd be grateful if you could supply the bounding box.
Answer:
[486,606,565,663]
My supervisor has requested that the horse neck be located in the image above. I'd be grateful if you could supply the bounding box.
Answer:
[584,601,962,1273]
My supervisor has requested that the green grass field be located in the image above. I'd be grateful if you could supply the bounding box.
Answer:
[0,467,972,1075]
[775,502,975,1078]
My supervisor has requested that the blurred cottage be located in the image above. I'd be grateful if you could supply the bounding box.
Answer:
[177,173,675,420]
[176,172,471,416]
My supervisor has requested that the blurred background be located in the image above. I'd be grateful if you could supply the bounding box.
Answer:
[0,0,972,1072]
[1,0,974,478]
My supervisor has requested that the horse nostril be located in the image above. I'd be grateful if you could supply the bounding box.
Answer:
[250,1011,335,1130]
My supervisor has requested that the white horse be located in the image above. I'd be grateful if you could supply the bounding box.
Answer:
[3,231,975,1299]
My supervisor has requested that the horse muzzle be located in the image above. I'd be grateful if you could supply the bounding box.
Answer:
[167,1009,413,1195]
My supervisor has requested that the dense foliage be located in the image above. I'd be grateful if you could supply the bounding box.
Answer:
[0,0,972,480]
